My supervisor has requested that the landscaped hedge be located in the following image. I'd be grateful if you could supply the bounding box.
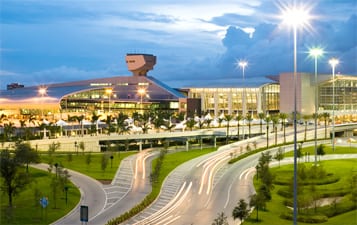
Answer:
[274,175,340,186]
[280,212,328,223]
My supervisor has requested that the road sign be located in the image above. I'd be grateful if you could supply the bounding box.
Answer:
[80,205,88,222]
[40,196,48,208]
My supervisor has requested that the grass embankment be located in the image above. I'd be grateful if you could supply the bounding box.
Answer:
[106,148,216,225]
[0,167,80,225]
[40,151,136,182]
[284,145,357,157]
[243,159,357,225]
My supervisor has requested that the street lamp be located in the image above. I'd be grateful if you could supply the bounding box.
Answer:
[105,88,113,114]
[138,88,146,112]
[309,47,323,166]
[329,58,339,152]
[238,60,248,117]
[38,87,47,119]
[281,5,311,225]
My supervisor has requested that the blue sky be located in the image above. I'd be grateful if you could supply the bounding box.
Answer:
[1,0,356,89]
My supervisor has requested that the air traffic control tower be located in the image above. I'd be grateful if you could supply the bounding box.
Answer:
[125,53,157,76]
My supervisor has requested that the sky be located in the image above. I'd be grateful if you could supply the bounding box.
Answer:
[0,0,356,90]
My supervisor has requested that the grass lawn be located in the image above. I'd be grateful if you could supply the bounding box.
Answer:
[40,151,137,182]
[284,145,357,157]
[0,167,80,225]
[243,159,357,225]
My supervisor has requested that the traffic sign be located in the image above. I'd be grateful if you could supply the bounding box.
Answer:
[40,197,48,208]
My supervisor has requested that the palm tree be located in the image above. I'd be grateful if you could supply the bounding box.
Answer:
[235,114,243,141]
[279,113,288,143]
[265,116,271,148]
[19,119,27,139]
[90,111,101,135]
[320,112,330,139]
[105,115,113,135]
[271,116,279,146]
[224,114,234,144]
[205,118,212,128]
[3,122,15,141]
[246,114,253,138]
[186,119,195,131]
[258,112,265,134]
[115,112,129,134]
[77,115,85,136]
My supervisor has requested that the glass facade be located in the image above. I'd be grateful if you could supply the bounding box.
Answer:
[319,78,357,111]
[261,83,280,113]
[188,86,273,116]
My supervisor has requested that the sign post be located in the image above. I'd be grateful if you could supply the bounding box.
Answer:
[39,196,48,221]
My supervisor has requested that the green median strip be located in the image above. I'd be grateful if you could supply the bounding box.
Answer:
[106,148,215,225]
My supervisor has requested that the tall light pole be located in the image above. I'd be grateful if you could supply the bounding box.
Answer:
[329,58,339,152]
[238,60,248,117]
[105,88,113,114]
[309,48,323,166]
[138,88,146,113]
[281,5,311,225]
[38,87,47,119]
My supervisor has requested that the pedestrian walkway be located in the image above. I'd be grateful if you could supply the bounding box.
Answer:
[101,154,136,211]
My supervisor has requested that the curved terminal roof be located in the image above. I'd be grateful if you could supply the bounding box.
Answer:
[0,75,186,107]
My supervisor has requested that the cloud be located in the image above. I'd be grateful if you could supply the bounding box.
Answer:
[0,70,18,76]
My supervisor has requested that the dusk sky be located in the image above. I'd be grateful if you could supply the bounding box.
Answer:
[1,0,356,90]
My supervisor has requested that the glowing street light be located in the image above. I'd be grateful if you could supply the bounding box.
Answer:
[105,88,113,113]
[238,60,248,116]
[281,4,311,225]
[38,87,47,119]
[309,47,323,166]
[329,58,339,152]
[138,88,146,112]
[138,88,146,104]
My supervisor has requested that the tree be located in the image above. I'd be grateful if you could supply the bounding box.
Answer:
[320,112,330,139]
[14,141,39,173]
[48,141,61,156]
[224,114,234,144]
[186,119,195,131]
[101,153,109,173]
[212,212,229,225]
[274,147,284,167]
[236,114,243,140]
[232,199,249,222]
[258,112,265,134]
[3,122,15,141]
[317,144,325,161]
[249,193,266,221]
[79,141,85,155]
[85,153,92,169]
[0,150,31,207]
[271,116,279,145]
[279,113,288,143]
[246,114,253,138]
[90,111,101,135]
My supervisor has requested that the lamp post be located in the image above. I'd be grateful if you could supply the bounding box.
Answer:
[281,5,311,225]
[38,87,47,119]
[309,48,323,166]
[329,58,339,152]
[138,88,146,112]
[238,60,248,117]
[105,88,113,114]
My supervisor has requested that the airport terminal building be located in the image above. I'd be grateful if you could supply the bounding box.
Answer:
[1,54,356,123]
